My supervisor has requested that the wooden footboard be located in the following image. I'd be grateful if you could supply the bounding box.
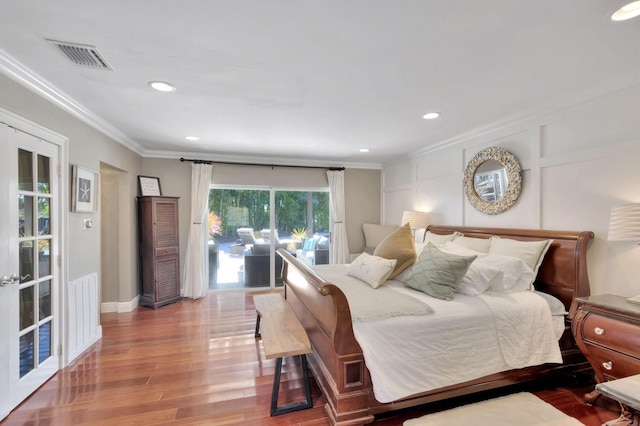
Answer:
[278,225,594,425]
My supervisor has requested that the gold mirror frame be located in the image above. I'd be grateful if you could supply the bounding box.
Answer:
[463,146,522,215]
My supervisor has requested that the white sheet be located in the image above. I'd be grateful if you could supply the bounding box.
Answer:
[314,265,432,321]
[312,265,563,403]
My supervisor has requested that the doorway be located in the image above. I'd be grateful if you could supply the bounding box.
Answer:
[0,117,64,420]
[99,163,136,312]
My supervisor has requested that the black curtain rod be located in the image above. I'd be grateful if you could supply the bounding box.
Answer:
[179,157,345,171]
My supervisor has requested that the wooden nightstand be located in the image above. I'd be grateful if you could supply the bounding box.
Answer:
[572,294,640,403]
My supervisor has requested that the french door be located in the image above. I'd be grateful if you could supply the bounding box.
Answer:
[0,123,61,419]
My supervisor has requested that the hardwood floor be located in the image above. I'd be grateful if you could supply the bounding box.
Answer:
[2,290,622,425]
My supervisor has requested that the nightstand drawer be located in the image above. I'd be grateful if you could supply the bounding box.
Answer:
[582,312,640,355]
[585,344,640,380]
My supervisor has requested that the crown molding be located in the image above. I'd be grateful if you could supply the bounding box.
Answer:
[412,76,640,158]
[0,48,145,154]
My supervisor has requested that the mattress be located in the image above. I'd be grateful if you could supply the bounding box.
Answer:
[313,264,564,403]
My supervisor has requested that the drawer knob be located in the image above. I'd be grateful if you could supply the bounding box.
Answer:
[602,361,613,371]
[594,327,605,335]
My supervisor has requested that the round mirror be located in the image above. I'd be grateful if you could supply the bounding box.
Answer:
[464,147,521,215]
[473,159,508,203]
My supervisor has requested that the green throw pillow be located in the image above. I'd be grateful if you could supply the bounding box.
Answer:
[405,243,477,300]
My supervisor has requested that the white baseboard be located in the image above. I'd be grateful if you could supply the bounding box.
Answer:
[101,295,140,313]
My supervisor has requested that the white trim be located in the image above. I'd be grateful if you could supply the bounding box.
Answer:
[100,295,140,313]
[0,48,145,155]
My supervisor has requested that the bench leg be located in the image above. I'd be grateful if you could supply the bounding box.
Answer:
[270,354,313,416]
[254,314,261,338]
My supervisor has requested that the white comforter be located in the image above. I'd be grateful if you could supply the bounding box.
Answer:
[312,264,564,403]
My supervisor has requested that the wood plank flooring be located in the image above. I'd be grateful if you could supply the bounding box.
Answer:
[2,290,623,425]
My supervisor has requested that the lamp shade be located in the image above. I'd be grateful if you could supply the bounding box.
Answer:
[608,203,640,241]
[401,210,429,230]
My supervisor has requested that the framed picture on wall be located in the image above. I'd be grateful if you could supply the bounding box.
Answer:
[138,175,162,196]
[71,165,98,212]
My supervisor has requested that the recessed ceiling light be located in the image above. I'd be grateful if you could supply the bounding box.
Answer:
[148,81,176,92]
[359,148,371,153]
[185,136,200,141]
[612,1,640,21]
[422,112,440,120]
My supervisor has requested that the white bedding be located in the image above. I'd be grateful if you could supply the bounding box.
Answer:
[312,264,564,403]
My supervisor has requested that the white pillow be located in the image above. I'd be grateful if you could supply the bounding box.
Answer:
[423,231,462,246]
[347,252,397,289]
[489,237,553,276]
[439,242,501,295]
[451,236,491,253]
[439,241,483,257]
[458,264,504,296]
[478,254,536,293]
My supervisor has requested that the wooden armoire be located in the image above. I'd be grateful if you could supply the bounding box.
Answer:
[137,196,182,309]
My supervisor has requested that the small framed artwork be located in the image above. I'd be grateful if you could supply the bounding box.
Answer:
[138,175,162,196]
[71,165,98,212]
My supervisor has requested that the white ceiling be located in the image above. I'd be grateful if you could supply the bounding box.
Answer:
[1,1,639,167]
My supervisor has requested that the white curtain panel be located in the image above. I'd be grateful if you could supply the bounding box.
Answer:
[182,163,213,299]
[327,170,349,264]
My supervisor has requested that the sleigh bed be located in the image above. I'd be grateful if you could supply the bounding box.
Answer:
[278,225,594,425]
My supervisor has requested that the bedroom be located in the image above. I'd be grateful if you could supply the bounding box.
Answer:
[1,1,640,424]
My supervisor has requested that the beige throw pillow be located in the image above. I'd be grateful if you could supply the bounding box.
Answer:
[374,223,417,279]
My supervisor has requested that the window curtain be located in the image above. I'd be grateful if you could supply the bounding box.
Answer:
[182,163,213,299]
[327,170,349,264]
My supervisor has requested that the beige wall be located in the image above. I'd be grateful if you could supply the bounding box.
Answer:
[1,72,381,307]
[345,168,382,254]
[141,159,382,264]
[0,73,143,305]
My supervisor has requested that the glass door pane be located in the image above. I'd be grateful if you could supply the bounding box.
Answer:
[16,148,54,379]
[275,190,330,274]
[207,188,270,290]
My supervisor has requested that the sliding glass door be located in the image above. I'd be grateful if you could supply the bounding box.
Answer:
[207,187,329,291]
[275,190,330,268]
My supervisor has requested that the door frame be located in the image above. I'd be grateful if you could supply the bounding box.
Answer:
[0,106,69,367]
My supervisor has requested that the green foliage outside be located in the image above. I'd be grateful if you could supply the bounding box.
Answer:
[208,189,329,240]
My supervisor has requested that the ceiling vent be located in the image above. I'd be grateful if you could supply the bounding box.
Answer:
[46,39,114,71]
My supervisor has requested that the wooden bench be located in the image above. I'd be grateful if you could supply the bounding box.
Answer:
[253,293,313,416]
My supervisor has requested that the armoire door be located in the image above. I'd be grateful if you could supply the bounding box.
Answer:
[0,123,61,419]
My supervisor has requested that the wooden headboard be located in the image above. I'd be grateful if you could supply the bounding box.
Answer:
[425,225,594,315]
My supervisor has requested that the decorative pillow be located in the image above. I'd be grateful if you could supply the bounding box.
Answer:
[404,243,477,301]
[451,236,491,253]
[423,231,462,246]
[302,238,318,251]
[347,253,397,289]
[489,237,553,276]
[374,223,417,279]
